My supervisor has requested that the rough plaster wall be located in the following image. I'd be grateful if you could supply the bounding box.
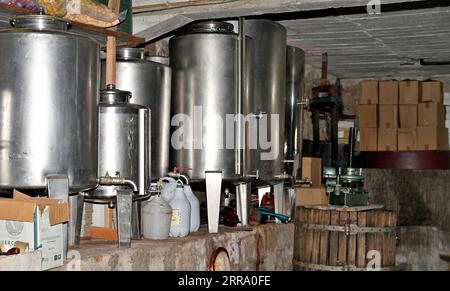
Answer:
[363,169,450,271]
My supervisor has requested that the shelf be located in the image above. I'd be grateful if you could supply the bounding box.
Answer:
[360,151,450,170]
[0,4,145,48]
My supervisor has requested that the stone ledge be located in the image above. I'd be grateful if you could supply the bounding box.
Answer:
[55,223,294,271]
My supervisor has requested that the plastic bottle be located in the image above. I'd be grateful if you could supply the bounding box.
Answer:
[142,195,172,240]
[160,177,177,202]
[169,183,191,237]
[184,184,200,232]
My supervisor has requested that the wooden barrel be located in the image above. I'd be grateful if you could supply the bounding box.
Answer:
[293,205,397,271]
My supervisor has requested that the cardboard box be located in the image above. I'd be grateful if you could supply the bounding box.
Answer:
[399,81,420,104]
[379,80,399,104]
[378,128,397,151]
[295,187,328,206]
[338,128,351,139]
[301,157,322,188]
[421,81,443,103]
[379,105,398,128]
[398,128,417,151]
[399,105,418,128]
[359,128,378,152]
[418,102,445,126]
[360,80,379,105]
[417,126,449,151]
[359,105,378,128]
[0,250,42,271]
[0,190,69,270]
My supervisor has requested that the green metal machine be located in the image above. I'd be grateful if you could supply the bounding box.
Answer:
[323,167,369,207]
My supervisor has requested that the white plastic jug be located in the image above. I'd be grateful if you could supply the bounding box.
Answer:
[169,183,191,237]
[184,184,200,232]
[142,195,172,240]
[160,177,177,202]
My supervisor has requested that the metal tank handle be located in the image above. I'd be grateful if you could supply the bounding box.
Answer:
[138,107,150,195]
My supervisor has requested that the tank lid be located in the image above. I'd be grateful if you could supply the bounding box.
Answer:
[11,15,70,32]
[100,85,132,104]
[185,21,234,33]
[116,48,147,61]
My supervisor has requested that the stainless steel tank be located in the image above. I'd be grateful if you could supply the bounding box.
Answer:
[285,46,305,176]
[0,15,99,193]
[101,48,171,180]
[245,19,287,182]
[91,86,150,199]
[169,21,253,182]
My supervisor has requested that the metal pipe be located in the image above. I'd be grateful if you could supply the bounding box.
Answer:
[348,127,356,168]
[167,172,190,185]
[138,108,147,194]
[235,16,245,176]
[98,176,138,193]
[124,179,139,192]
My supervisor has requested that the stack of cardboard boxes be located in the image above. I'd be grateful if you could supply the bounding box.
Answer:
[398,80,419,151]
[359,80,379,151]
[295,157,328,206]
[417,81,448,150]
[378,80,399,151]
[358,80,449,152]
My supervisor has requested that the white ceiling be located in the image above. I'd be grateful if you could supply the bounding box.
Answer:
[281,6,450,78]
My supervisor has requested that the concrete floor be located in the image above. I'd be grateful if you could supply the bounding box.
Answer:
[56,223,294,271]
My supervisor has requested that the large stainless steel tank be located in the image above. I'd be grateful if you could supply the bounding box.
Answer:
[170,21,253,182]
[245,19,287,182]
[91,86,150,199]
[285,46,305,176]
[101,48,171,180]
[0,15,99,193]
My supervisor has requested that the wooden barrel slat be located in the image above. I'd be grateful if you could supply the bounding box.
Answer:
[329,211,340,266]
[294,206,397,271]
[311,209,321,264]
[338,211,348,266]
[375,210,385,266]
[347,212,357,266]
[319,210,330,265]
[356,212,367,268]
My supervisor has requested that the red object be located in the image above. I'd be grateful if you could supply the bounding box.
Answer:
[360,151,450,170]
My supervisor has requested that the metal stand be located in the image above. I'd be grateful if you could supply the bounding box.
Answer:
[236,182,251,226]
[116,189,133,248]
[131,201,142,240]
[273,182,284,224]
[205,171,223,233]
[47,176,68,259]
[68,194,84,249]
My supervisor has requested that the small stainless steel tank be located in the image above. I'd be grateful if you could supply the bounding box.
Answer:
[90,86,150,199]
[169,21,253,182]
[285,46,305,176]
[0,15,100,193]
[245,19,287,182]
[101,48,171,180]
